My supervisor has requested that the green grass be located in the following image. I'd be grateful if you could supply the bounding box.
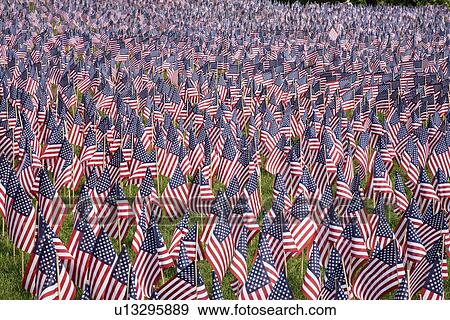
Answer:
[1,165,449,299]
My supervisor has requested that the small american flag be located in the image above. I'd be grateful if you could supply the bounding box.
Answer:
[158,241,208,300]
[88,228,117,300]
[353,241,405,300]
[210,271,225,300]
[134,220,172,298]
[302,242,321,300]
[161,164,189,221]
[37,168,67,234]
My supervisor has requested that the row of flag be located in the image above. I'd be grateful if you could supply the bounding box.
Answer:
[0,0,450,300]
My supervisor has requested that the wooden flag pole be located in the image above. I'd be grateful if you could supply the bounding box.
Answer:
[335,244,351,299]
[55,251,61,300]
[441,234,446,300]
[103,136,106,169]
[406,261,411,300]
[117,219,122,249]
[35,202,40,299]
[70,144,75,208]
[300,250,304,276]
[154,149,161,196]
[284,251,288,276]
[126,260,132,298]
[21,251,25,279]
[280,211,288,276]
[194,222,199,300]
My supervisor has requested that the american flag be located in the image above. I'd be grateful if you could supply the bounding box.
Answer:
[66,216,97,288]
[268,271,293,300]
[17,151,39,197]
[37,168,67,234]
[320,247,347,300]
[41,125,64,161]
[429,135,450,178]
[265,135,287,175]
[394,172,409,214]
[188,170,214,215]
[104,246,143,300]
[289,193,317,253]
[217,137,240,186]
[335,218,369,279]
[161,164,189,221]
[230,225,248,296]
[201,191,230,245]
[414,168,438,211]
[434,168,450,211]
[210,271,225,300]
[23,219,76,300]
[182,224,205,262]
[421,259,444,300]
[302,242,321,300]
[367,201,394,251]
[79,128,97,163]
[346,191,371,243]
[335,163,353,200]
[394,277,409,300]
[68,109,84,147]
[168,211,190,260]
[132,168,158,220]
[404,220,426,264]
[205,215,234,282]
[243,170,261,223]
[134,220,172,298]
[353,241,405,300]
[417,208,448,251]
[239,233,279,300]
[131,201,149,255]
[157,241,209,300]
[263,213,289,273]
[92,167,112,213]
[6,176,36,253]
[81,283,91,300]
[88,228,117,300]
[366,152,393,200]
[53,139,83,192]
[129,139,154,183]
[409,239,445,298]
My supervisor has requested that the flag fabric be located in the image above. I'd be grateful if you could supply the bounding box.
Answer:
[134,220,173,298]
[230,225,249,296]
[161,164,189,221]
[37,168,67,234]
[421,260,444,300]
[302,242,322,300]
[239,233,279,300]
[157,241,209,300]
[6,175,36,253]
[23,218,76,300]
[88,229,117,300]
[66,215,98,288]
[268,271,293,300]
[353,241,405,300]
[205,215,234,282]
[319,247,348,300]
[104,246,144,300]
[210,271,225,300]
